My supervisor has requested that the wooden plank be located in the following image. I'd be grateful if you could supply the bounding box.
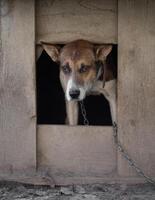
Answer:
[0,0,36,173]
[118,0,155,177]
[38,125,117,184]
[36,0,117,44]
[0,173,147,186]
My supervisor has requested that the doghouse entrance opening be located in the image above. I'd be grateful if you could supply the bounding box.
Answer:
[36,44,117,126]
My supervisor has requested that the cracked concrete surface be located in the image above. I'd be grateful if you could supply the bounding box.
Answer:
[0,181,155,200]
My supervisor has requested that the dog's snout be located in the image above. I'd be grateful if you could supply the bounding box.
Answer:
[69,90,80,99]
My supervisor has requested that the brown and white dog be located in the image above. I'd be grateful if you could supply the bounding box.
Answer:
[41,40,117,126]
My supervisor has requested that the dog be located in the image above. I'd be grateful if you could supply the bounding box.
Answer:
[41,40,117,126]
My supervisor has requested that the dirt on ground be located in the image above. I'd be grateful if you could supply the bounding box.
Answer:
[0,181,155,200]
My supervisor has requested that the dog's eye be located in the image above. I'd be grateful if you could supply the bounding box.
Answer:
[79,64,89,73]
[61,64,71,74]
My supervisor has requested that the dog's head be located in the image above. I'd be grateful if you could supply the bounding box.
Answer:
[42,40,112,101]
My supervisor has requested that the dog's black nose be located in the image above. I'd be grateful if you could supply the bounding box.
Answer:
[69,90,80,99]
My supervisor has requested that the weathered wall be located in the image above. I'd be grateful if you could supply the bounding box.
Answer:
[0,0,155,185]
[118,0,155,177]
[0,0,36,174]
[36,0,117,44]
[38,125,117,184]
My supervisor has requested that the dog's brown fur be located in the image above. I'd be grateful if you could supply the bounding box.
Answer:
[60,40,96,87]
[42,40,117,125]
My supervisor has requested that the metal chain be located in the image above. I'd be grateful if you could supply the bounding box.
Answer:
[79,101,89,125]
[113,122,155,185]
[80,101,155,185]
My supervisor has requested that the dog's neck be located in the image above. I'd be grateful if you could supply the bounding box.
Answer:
[96,62,115,83]
[96,61,104,80]
[97,66,104,81]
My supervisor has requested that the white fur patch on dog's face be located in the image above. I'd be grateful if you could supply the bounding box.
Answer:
[66,78,92,101]
[66,78,75,101]
[78,87,86,101]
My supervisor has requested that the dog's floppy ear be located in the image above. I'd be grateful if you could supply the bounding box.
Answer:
[95,45,112,61]
[41,42,60,63]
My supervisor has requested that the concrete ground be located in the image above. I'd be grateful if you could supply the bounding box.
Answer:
[0,181,155,200]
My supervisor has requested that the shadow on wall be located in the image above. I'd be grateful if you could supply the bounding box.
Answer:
[36,45,117,126]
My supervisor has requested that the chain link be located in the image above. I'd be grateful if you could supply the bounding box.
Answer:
[80,101,155,185]
[113,123,155,185]
[79,101,89,125]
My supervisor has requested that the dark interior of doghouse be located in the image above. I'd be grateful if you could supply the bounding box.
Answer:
[36,44,117,126]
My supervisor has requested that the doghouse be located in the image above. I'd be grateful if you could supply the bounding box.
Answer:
[0,0,155,185]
